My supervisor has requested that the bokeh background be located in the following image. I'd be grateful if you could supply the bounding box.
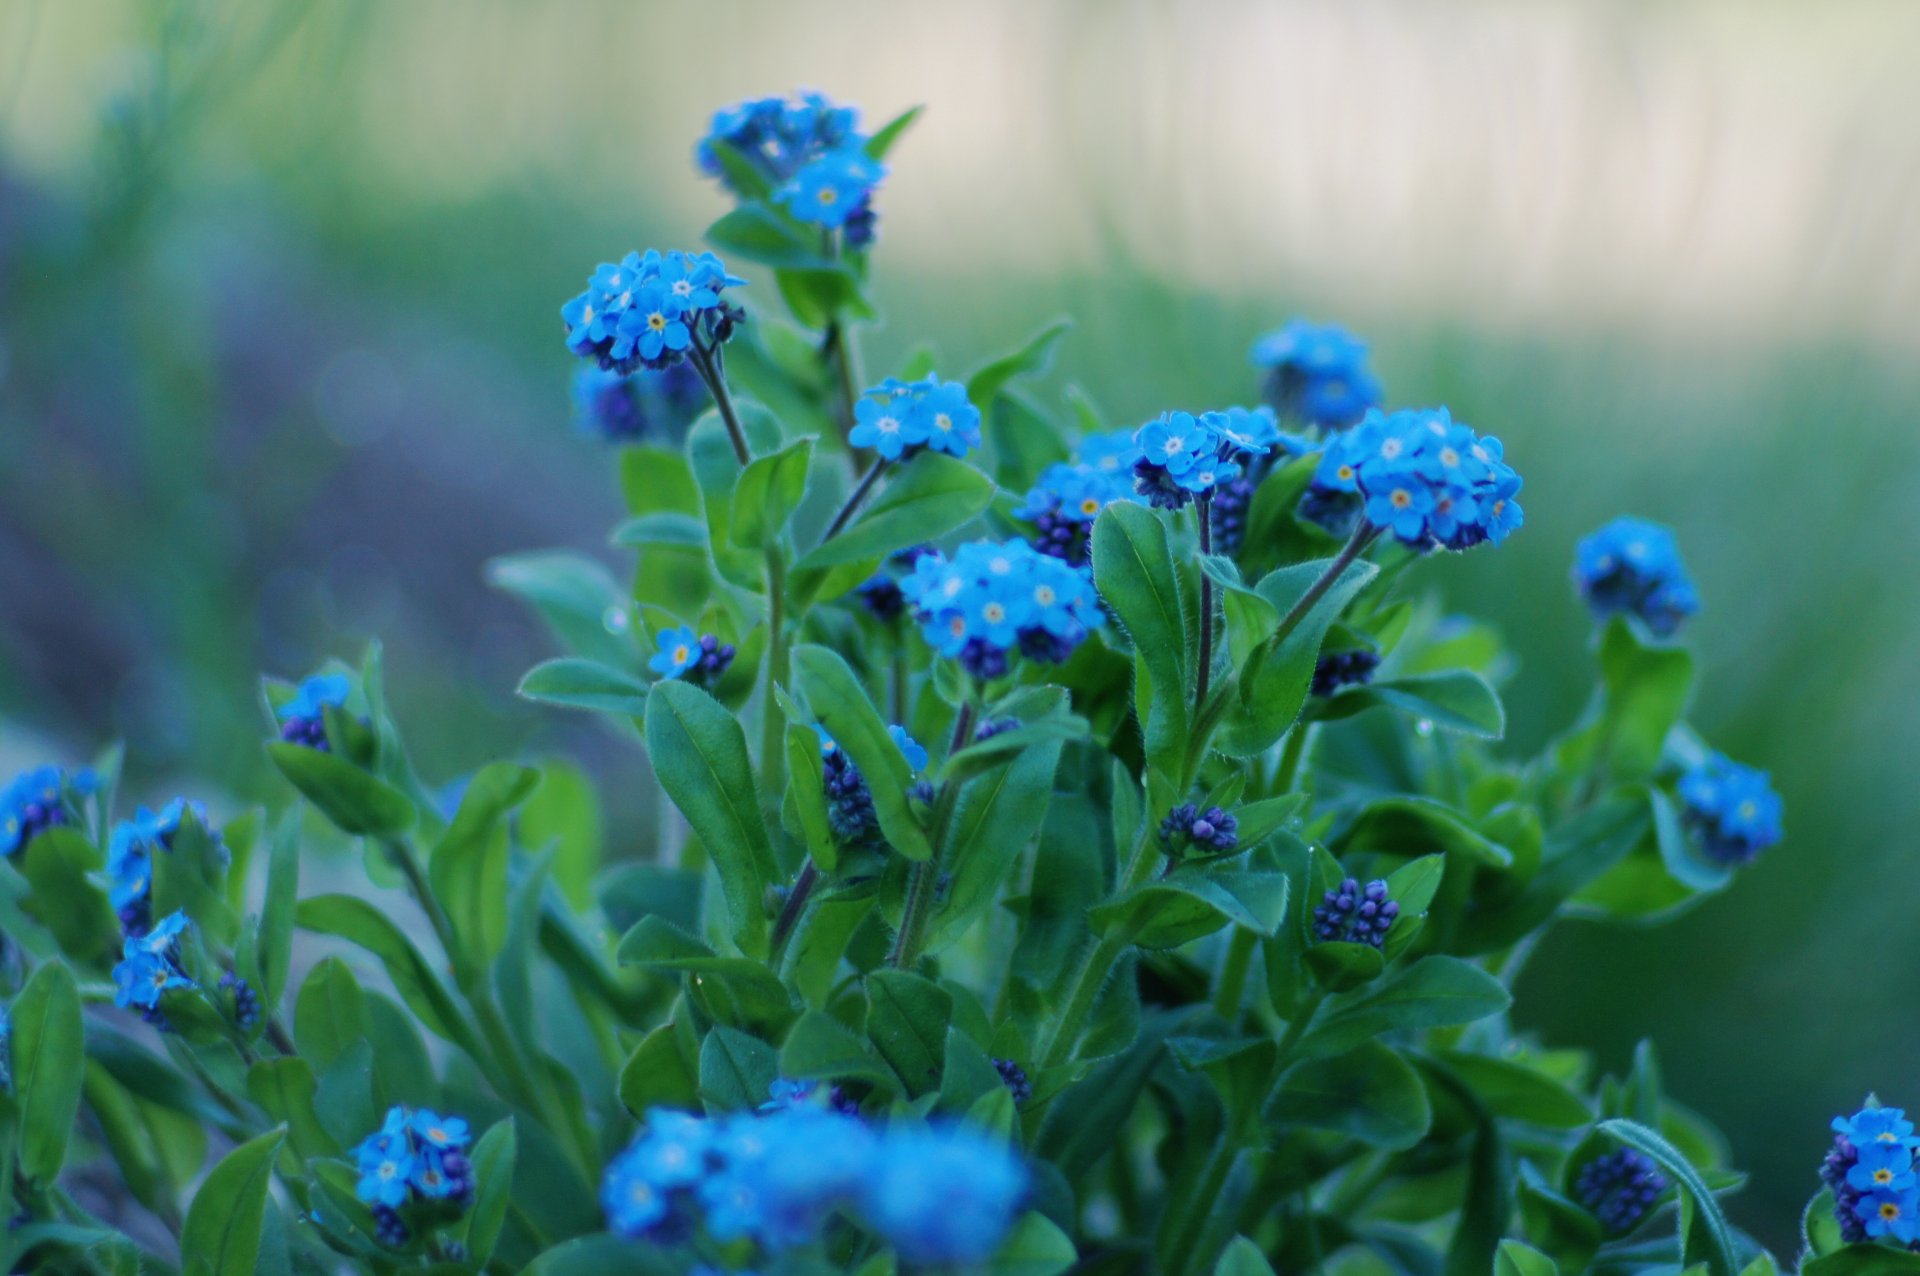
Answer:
[3,0,1916,1251]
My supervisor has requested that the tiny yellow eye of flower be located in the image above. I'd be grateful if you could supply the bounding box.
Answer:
[1878,1169,1895,1183]
[1081,498,1100,515]
[1337,465,1354,480]
[1885,1202,1903,1219]
[649,313,667,330]
[673,645,690,663]
[819,188,838,203]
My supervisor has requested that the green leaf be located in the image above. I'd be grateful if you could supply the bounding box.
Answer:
[610,511,708,548]
[793,452,996,571]
[486,550,636,669]
[616,916,795,1028]
[1215,1237,1278,1276]
[1167,1036,1281,1137]
[462,1119,517,1267]
[1595,616,1695,779]
[986,1210,1078,1276]
[776,265,874,328]
[730,436,814,548]
[1337,797,1513,869]
[702,139,775,200]
[619,1023,700,1115]
[181,1127,285,1276]
[1435,1051,1592,1128]
[1496,1240,1561,1276]
[967,318,1072,409]
[1300,956,1510,1059]
[864,105,925,160]
[295,895,470,1047]
[779,1010,899,1093]
[518,658,650,717]
[15,828,117,963]
[1218,555,1381,757]
[293,957,368,1070]
[519,759,602,912]
[1090,870,1288,950]
[11,963,83,1185]
[1311,670,1506,738]
[707,203,840,271]
[1598,1118,1739,1276]
[644,679,779,958]
[793,645,932,861]
[1303,941,1386,992]
[246,1058,338,1161]
[257,811,300,1012]
[1271,1042,1431,1149]
[428,762,538,973]
[268,743,416,837]
[1091,501,1189,774]
[866,969,952,1098]
[699,1026,778,1112]
[1801,1248,1920,1276]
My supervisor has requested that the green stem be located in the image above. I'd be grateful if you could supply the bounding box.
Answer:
[769,859,818,964]
[1213,928,1257,1025]
[1195,494,1215,713]
[1274,722,1313,796]
[690,341,751,465]
[887,701,975,969]
[1273,523,1380,649]
[761,547,790,833]
[1166,1135,1243,1276]
[823,318,864,452]
[822,459,886,542]
[1039,820,1160,1068]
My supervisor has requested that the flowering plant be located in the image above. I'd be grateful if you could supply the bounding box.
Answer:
[0,87,1819,1276]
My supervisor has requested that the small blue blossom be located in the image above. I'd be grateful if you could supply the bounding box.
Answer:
[650,626,734,684]
[1130,409,1273,509]
[1839,1107,1920,1151]
[1304,407,1523,550]
[1159,803,1239,856]
[1828,1105,1919,1244]
[562,249,745,375]
[571,363,709,443]
[277,672,350,751]
[1250,319,1383,430]
[859,1124,1028,1266]
[1677,752,1783,865]
[1848,1142,1918,1194]
[1017,457,1140,564]
[106,801,212,935]
[356,1130,418,1210]
[775,146,885,229]
[1,765,92,859]
[887,725,929,772]
[1859,1186,1920,1243]
[353,1106,474,1222]
[698,91,861,190]
[1574,517,1700,638]
[900,540,1103,679]
[1312,648,1382,697]
[112,916,194,1014]
[849,376,981,461]
[1575,1147,1667,1235]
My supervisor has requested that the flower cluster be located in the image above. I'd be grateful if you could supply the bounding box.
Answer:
[1305,407,1523,550]
[106,799,211,936]
[900,539,1103,679]
[603,1095,1026,1266]
[561,250,745,374]
[572,363,709,443]
[1312,878,1400,948]
[1250,319,1382,431]
[1131,409,1281,510]
[1159,803,1238,856]
[111,912,194,1025]
[1824,1105,1920,1244]
[697,91,885,246]
[277,672,350,751]
[1311,648,1382,698]
[1,764,93,858]
[650,626,735,684]
[993,1058,1033,1106]
[813,724,926,846]
[1575,1147,1668,1235]
[1016,429,1145,563]
[219,971,259,1031]
[353,1107,476,1246]
[1573,517,1700,638]
[1677,753,1783,865]
[848,376,982,461]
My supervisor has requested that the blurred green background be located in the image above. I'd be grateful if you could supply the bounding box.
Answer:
[3,0,1915,1251]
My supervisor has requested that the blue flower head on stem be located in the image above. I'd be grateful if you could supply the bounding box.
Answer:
[859,1124,1028,1266]
[561,250,745,375]
[1250,319,1383,430]
[1018,457,1140,564]
[1303,407,1522,550]
[277,672,350,752]
[1677,752,1782,865]
[1574,517,1700,637]
[849,376,981,461]
[776,146,885,229]
[698,90,861,189]
[1312,878,1400,948]
[112,911,194,1015]
[1827,1103,1920,1243]
[1,764,93,859]
[107,800,213,936]
[1575,1147,1668,1235]
[1131,410,1271,510]
[900,540,1103,679]
[352,1105,474,1221]
[650,625,735,685]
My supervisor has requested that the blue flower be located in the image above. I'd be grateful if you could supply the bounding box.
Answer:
[1677,752,1783,865]
[698,91,862,190]
[1575,1147,1668,1235]
[776,147,885,229]
[1250,319,1383,430]
[650,626,701,679]
[1574,517,1700,637]
[277,672,350,751]
[0,1003,11,1092]
[851,393,913,459]
[410,1110,470,1151]
[601,1141,676,1239]
[355,1130,418,1210]
[1838,1107,1920,1151]
[1,765,87,859]
[1858,1186,1920,1243]
[106,803,210,933]
[1135,412,1212,478]
[901,540,1102,678]
[859,1124,1027,1266]
[562,249,744,374]
[1848,1143,1918,1194]
[628,1110,711,1189]
[1302,407,1523,550]
[1160,803,1239,856]
[1079,429,1144,475]
[850,376,981,461]
[888,725,929,772]
[112,932,194,1012]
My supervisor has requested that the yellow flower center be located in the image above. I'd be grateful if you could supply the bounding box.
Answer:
[1080,498,1101,516]
[1877,1168,1895,1184]
[818,187,838,204]
[672,645,690,664]
[1440,447,1459,467]
[1884,1202,1904,1221]
[1336,465,1354,481]
[648,313,667,331]
[1391,490,1412,509]
[984,603,1006,623]
[935,414,953,432]
[1034,586,1056,605]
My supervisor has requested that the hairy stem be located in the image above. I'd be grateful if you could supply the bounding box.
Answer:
[1196,493,1215,713]
[769,859,819,963]
[1273,522,1381,648]
[823,459,887,542]
[690,341,751,465]
[1212,927,1257,1025]
[1038,818,1160,1068]
[887,701,976,969]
